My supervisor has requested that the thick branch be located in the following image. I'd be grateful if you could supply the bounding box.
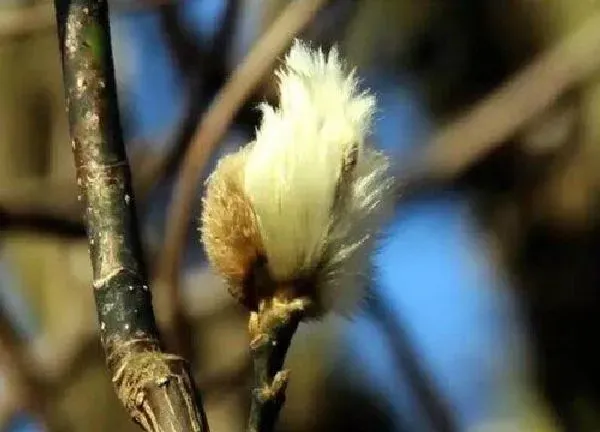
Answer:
[52,1,208,430]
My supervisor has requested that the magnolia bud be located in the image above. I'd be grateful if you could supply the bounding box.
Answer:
[200,39,394,317]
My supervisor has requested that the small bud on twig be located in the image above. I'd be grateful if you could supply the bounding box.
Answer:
[201,39,393,316]
[199,39,394,432]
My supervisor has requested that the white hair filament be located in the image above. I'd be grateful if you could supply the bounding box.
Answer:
[242,39,384,286]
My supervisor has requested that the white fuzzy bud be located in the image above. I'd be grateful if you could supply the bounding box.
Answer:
[201,39,394,315]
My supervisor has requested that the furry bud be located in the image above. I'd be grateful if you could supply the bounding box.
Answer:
[200,39,394,316]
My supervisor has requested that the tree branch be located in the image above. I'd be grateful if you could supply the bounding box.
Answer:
[52,1,208,430]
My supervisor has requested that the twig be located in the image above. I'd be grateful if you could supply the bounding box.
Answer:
[52,1,208,430]
[246,299,307,432]
[156,0,329,359]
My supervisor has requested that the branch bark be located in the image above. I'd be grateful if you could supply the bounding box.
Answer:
[52,1,208,430]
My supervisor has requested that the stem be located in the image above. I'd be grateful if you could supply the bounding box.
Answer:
[247,298,306,432]
[52,2,208,430]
